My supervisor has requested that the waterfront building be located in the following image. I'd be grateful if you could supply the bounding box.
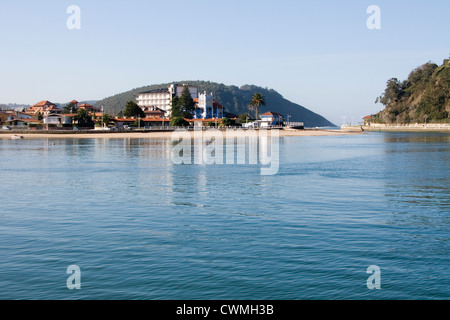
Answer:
[26,101,62,115]
[260,111,284,127]
[137,84,199,117]
[78,103,101,113]
[194,92,224,119]
[43,114,74,125]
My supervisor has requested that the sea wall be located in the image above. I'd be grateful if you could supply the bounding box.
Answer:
[342,123,450,131]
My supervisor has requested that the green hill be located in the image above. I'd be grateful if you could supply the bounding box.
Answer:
[373,59,450,124]
[94,81,335,127]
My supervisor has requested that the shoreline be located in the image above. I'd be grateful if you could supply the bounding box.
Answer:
[0,128,364,140]
[342,124,450,132]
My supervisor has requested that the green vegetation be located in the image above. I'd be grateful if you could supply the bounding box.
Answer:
[123,101,145,118]
[239,113,253,123]
[102,114,112,127]
[219,117,235,127]
[95,113,112,127]
[75,108,94,128]
[171,117,190,127]
[63,102,77,114]
[249,93,265,120]
[94,81,335,127]
[375,59,450,123]
[171,86,196,119]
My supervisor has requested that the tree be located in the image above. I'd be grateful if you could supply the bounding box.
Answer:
[379,78,402,106]
[239,113,253,123]
[171,86,196,119]
[102,114,112,127]
[219,117,235,127]
[75,108,94,128]
[171,96,182,118]
[249,93,265,120]
[63,102,76,114]
[36,112,43,121]
[124,101,145,118]
[117,110,124,118]
[171,117,190,127]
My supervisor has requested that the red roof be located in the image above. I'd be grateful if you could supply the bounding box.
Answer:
[78,103,94,108]
[32,100,56,107]
[112,118,170,123]
[16,119,40,122]
[213,100,223,108]
[142,118,170,122]
[47,105,62,111]
[261,111,283,117]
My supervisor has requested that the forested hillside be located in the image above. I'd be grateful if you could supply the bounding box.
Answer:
[374,59,450,124]
[94,81,335,127]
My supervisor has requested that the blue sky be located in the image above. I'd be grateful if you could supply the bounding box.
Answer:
[0,0,448,124]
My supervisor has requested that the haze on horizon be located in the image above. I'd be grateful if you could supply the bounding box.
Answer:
[0,0,448,125]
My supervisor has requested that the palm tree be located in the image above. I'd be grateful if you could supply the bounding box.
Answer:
[249,93,265,120]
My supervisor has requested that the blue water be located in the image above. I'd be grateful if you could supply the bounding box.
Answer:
[0,132,449,300]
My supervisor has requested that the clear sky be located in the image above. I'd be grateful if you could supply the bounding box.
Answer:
[0,0,449,125]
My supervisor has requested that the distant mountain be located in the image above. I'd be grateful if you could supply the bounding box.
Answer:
[94,81,335,127]
[0,103,30,111]
[374,59,450,124]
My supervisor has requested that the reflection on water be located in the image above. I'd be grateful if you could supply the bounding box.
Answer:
[0,133,449,300]
[383,132,450,144]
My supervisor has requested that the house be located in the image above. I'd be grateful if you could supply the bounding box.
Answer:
[188,118,218,128]
[193,92,224,119]
[5,118,40,127]
[70,100,79,108]
[16,112,34,120]
[111,117,170,128]
[26,101,62,115]
[43,114,74,125]
[142,106,167,119]
[78,103,101,113]
[0,111,8,124]
[259,111,284,127]
[4,111,34,121]
[1,111,37,127]
[363,115,372,125]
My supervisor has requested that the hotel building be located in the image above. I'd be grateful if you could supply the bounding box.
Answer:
[137,84,199,117]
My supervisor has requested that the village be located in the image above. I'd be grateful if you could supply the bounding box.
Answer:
[0,84,304,133]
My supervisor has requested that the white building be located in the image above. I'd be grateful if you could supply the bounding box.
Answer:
[194,92,224,119]
[43,114,74,125]
[137,84,199,117]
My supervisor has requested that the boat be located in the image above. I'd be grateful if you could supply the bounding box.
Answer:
[10,135,24,140]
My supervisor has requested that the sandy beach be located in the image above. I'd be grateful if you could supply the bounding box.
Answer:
[0,129,364,140]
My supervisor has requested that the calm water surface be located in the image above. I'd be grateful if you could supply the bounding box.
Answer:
[0,132,448,300]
